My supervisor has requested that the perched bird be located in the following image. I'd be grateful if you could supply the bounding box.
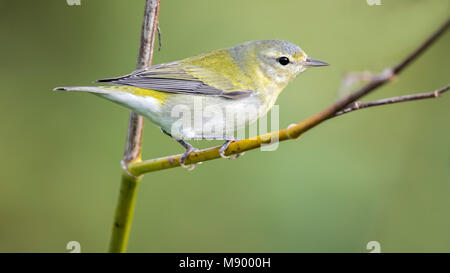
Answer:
[54,40,328,169]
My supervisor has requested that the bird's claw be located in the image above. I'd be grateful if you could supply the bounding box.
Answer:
[180,147,198,171]
[219,140,245,160]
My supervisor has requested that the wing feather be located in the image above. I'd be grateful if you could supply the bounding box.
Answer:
[97,58,254,99]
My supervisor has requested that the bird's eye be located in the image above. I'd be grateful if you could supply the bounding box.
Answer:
[277,56,290,65]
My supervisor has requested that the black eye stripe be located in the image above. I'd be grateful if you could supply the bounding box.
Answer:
[277,56,290,65]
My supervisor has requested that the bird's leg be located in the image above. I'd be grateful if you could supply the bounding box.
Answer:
[161,129,198,170]
[177,139,198,170]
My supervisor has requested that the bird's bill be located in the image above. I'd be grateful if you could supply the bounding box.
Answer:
[303,57,329,67]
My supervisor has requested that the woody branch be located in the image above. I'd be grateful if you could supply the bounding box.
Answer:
[334,85,450,117]
[109,0,160,253]
[127,16,450,176]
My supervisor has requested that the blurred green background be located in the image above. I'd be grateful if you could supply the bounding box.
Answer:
[0,0,449,253]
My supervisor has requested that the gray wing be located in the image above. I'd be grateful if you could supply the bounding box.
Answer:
[97,62,253,99]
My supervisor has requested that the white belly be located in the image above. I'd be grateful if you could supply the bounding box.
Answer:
[101,91,269,140]
[153,93,266,140]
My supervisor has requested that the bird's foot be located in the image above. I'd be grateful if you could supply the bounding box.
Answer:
[180,146,198,171]
[219,140,245,159]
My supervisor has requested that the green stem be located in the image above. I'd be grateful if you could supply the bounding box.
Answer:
[109,173,142,253]
[108,0,160,253]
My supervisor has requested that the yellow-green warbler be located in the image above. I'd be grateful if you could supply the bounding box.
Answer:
[55,40,328,168]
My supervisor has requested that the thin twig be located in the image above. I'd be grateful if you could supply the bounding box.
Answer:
[128,17,450,176]
[136,0,160,69]
[335,85,450,117]
[157,23,162,51]
[109,0,160,253]
[123,0,161,163]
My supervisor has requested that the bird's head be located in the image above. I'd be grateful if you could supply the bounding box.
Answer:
[232,40,328,90]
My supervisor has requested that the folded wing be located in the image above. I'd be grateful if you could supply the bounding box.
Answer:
[97,61,253,99]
